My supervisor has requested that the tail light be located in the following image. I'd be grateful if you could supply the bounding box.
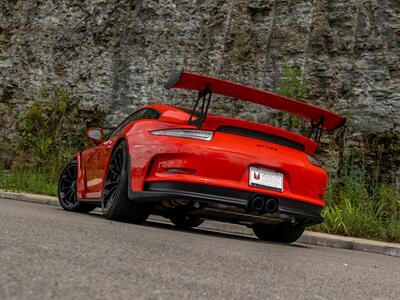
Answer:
[150,129,214,141]
[307,154,321,167]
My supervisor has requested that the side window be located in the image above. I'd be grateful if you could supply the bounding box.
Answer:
[108,109,160,140]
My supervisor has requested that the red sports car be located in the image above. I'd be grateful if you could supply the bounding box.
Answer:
[58,71,345,243]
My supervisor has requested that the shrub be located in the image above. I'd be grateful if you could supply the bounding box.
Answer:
[313,151,400,242]
[3,87,106,179]
[275,57,400,242]
[276,56,308,132]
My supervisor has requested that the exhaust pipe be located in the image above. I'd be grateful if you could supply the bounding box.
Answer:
[250,197,265,212]
[249,196,278,213]
[264,198,278,213]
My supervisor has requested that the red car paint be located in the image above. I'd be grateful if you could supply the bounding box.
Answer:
[75,72,345,221]
[166,71,345,131]
[78,104,325,207]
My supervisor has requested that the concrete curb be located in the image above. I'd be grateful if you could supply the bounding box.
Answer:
[299,231,400,258]
[0,190,58,206]
[1,189,400,258]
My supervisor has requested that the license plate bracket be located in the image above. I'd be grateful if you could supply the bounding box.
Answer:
[249,166,283,192]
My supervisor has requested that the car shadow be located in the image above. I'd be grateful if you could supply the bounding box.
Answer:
[144,220,308,248]
[81,208,308,248]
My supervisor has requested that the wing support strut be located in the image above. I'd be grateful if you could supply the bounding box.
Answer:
[308,116,325,143]
[188,84,212,128]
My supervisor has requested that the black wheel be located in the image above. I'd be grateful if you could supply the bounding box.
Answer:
[170,216,205,229]
[58,160,96,213]
[252,223,305,243]
[101,141,149,223]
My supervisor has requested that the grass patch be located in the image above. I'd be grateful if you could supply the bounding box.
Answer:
[312,157,400,243]
[0,86,107,198]
[312,186,400,242]
[0,168,57,196]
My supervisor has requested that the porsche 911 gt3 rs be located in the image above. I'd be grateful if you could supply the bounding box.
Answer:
[58,71,346,243]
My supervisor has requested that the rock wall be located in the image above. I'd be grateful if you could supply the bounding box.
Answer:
[1,0,399,178]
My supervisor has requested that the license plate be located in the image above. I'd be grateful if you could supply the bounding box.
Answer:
[249,166,283,192]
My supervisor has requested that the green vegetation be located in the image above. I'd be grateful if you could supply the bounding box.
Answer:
[312,151,400,242]
[276,57,308,100]
[0,87,106,196]
[0,168,57,196]
[314,131,400,242]
[275,56,308,132]
[275,58,400,242]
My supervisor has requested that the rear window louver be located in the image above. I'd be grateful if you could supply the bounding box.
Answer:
[217,126,305,152]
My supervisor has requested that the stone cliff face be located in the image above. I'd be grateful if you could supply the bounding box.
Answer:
[0,0,399,178]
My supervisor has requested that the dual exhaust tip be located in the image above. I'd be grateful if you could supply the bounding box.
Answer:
[249,196,278,213]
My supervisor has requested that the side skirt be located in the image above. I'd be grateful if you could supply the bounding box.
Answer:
[77,198,101,206]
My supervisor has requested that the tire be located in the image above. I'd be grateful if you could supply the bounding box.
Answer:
[252,223,305,243]
[170,216,205,229]
[58,160,96,213]
[101,141,149,223]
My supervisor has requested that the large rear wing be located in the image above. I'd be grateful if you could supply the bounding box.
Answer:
[164,70,346,139]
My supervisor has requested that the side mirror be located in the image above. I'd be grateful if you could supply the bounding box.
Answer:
[86,128,104,144]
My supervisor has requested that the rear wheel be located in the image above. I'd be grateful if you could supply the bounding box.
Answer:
[252,223,305,243]
[58,160,96,213]
[170,216,204,229]
[101,141,149,223]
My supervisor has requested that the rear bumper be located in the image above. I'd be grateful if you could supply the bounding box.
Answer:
[130,181,324,225]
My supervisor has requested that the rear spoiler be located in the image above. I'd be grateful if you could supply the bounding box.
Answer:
[165,70,346,138]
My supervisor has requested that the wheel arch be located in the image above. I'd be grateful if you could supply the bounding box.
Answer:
[105,136,134,198]
[106,135,147,202]
[116,135,141,202]
[100,136,142,207]
[115,136,128,148]
[107,136,130,158]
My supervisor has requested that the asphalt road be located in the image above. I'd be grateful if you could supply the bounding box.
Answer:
[1,198,400,300]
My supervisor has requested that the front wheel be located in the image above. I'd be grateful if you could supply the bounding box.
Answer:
[58,160,96,213]
[170,216,205,229]
[252,223,305,243]
[101,141,149,223]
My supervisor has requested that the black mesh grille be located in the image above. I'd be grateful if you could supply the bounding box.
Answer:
[217,126,305,152]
